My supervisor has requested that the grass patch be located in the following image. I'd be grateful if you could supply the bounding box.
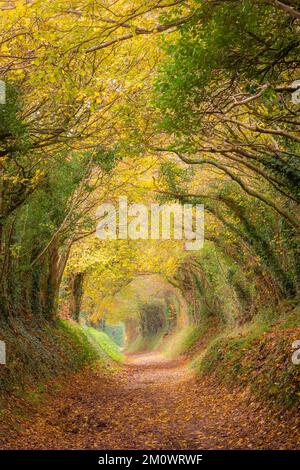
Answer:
[161,318,219,359]
[84,326,124,363]
[0,319,114,395]
[125,332,166,353]
[162,325,205,358]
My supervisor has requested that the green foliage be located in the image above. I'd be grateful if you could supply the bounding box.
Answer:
[58,320,99,367]
[20,153,89,244]
[0,82,28,146]
[84,326,124,363]
[125,331,165,354]
[153,0,300,306]
[162,323,210,359]
[139,300,167,337]
[158,160,194,197]
[124,298,170,353]
[93,145,120,174]
[178,245,248,325]
[0,319,102,393]
[156,0,299,133]
[103,323,125,348]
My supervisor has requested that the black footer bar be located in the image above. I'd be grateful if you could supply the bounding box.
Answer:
[0,450,298,468]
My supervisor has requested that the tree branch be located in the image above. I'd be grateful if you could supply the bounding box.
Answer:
[155,148,300,229]
[86,14,193,52]
[266,0,300,19]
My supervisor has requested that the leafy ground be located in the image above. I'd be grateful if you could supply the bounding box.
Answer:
[192,308,300,410]
[1,353,299,450]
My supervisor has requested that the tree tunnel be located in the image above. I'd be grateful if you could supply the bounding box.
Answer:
[82,274,190,354]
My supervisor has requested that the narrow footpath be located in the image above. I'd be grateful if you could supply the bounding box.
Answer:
[2,353,299,450]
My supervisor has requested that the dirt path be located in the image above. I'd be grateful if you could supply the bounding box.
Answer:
[2,353,300,450]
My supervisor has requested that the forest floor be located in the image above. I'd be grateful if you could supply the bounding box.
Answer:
[1,353,300,450]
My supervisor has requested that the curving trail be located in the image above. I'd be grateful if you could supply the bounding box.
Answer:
[2,353,299,450]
